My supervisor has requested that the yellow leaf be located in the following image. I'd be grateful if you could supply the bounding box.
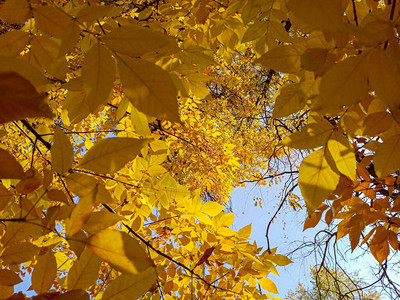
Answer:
[67,248,102,290]
[272,83,306,118]
[52,127,74,174]
[31,250,57,294]
[102,267,157,300]
[282,120,333,149]
[0,184,12,211]
[0,242,39,264]
[76,4,116,22]
[82,42,115,112]
[0,0,30,25]
[82,210,125,234]
[258,277,278,294]
[301,48,330,73]
[286,0,345,31]
[33,5,72,38]
[256,45,305,73]
[65,195,94,238]
[363,111,394,136]
[268,254,293,267]
[374,135,400,178]
[101,25,175,56]
[0,30,29,56]
[131,106,151,137]
[58,20,82,56]
[1,221,42,247]
[0,57,48,90]
[242,21,268,43]
[78,137,149,174]
[299,148,340,215]
[66,173,114,204]
[319,55,369,107]
[86,230,154,275]
[200,202,226,217]
[0,269,22,286]
[368,46,400,110]
[0,71,52,124]
[237,224,252,240]
[117,56,179,122]
[29,35,67,79]
[0,148,24,179]
[327,131,356,181]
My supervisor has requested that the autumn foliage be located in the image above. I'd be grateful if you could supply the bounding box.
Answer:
[0,0,399,299]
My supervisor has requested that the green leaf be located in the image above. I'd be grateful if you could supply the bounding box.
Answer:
[52,127,74,174]
[86,230,154,275]
[299,148,340,215]
[117,56,179,122]
[102,267,157,300]
[78,137,149,174]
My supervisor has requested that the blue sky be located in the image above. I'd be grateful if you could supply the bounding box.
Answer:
[230,182,394,299]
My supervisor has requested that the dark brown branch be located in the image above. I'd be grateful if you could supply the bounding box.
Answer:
[21,120,52,150]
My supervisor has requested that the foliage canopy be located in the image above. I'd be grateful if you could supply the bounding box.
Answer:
[1,0,400,299]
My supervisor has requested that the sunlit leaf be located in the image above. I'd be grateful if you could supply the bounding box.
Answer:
[86,230,154,274]
[117,56,179,122]
[78,137,149,174]
[31,250,57,294]
[52,127,74,174]
[102,267,157,300]
[67,248,102,290]
[299,148,340,215]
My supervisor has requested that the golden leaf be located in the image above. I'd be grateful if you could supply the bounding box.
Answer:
[86,230,154,275]
[101,25,176,56]
[82,42,115,112]
[117,56,179,122]
[287,0,345,31]
[78,137,149,174]
[66,248,102,290]
[0,269,22,286]
[0,242,39,265]
[0,0,30,25]
[319,55,369,107]
[0,30,29,56]
[327,131,356,181]
[0,148,24,179]
[32,250,57,294]
[33,5,72,38]
[374,135,400,178]
[299,148,340,215]
[256,45,305,73]
[102,267,157,300]
[0,71,52,124]
[51,127,74,174]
